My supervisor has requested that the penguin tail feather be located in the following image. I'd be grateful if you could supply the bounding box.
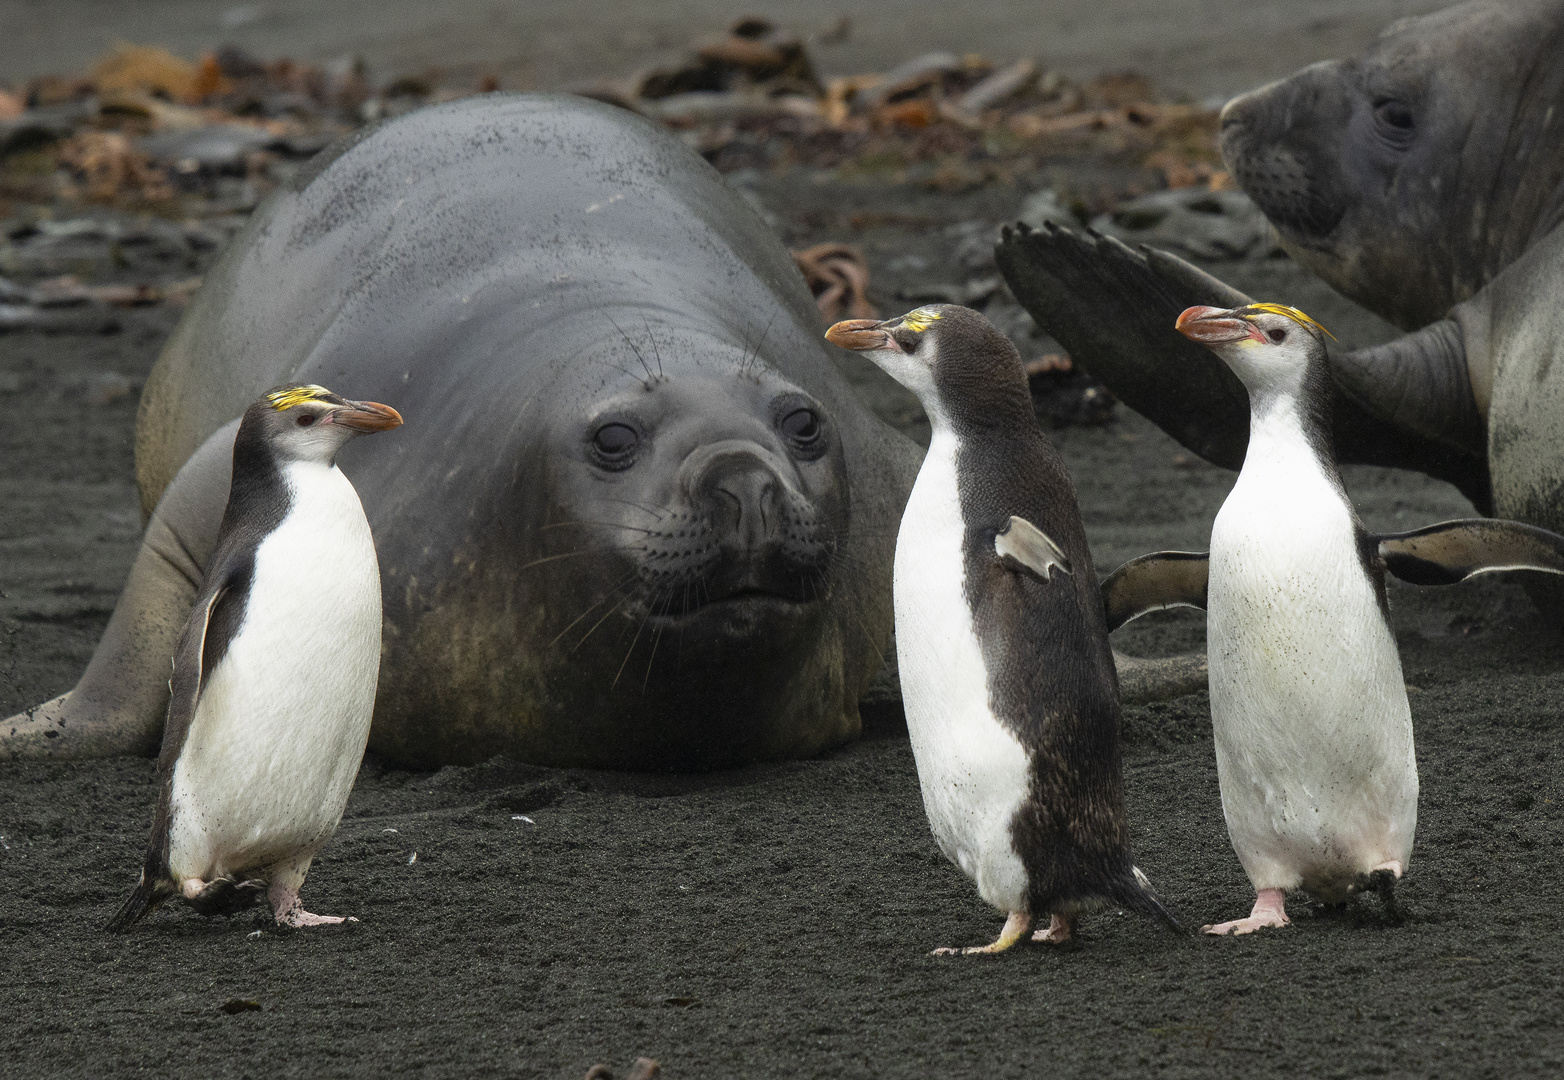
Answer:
[102,872,171,933]
[1111,865,1186,935]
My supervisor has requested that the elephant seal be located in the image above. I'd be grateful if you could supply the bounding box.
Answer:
[4,93,918,770]
[996,0,1564,529]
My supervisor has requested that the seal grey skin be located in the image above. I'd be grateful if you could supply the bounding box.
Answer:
[826,305,1180,952]
[106,385,403,932]
[1221,0,1564,333]
[996,0,1564,526]
[3,93,919,770]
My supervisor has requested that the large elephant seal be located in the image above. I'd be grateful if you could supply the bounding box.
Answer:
[5,93,919,770]
[997,0,1564,531]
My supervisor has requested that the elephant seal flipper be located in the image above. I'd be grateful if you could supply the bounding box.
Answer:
[1378,519,1564,586]
[2,421,236,760]
[1100,550,1209,632]
[996,222,1493,506]
[996,222,1254,470]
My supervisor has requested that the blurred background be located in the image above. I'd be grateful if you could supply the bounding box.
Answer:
[4,0,1446,100]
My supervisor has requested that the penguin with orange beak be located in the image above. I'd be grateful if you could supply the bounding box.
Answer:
[826,305,1180,952]
[1114,303,1564,934]
[107,384,403,931]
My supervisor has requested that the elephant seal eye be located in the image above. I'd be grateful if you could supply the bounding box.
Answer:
[592,422,638,460]
[1375,100,1414,130]
[1267,328,1286,343]
[780,408,820,443]
[296,413,316,427]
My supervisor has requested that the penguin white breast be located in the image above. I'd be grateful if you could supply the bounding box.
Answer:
[894,427,1031,914]
[168,460,383,882]
[1207,419,1417,897]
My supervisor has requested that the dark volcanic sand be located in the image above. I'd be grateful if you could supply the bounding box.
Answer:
[4,176,1564,1079]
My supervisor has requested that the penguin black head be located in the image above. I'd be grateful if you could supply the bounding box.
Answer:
[1175,303,1335,397]
[824,304,1029,425]
[243,383,404,465]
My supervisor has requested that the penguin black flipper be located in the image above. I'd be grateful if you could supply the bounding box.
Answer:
[995,515,1072,582]
[1377,519,1564,586]
[1100,551,1209,632]
[104,582,230,932]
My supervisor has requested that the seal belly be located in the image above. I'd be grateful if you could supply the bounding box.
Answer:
[167,461,382,882]
[1208,456,1417,899]
[894,429,1030,914]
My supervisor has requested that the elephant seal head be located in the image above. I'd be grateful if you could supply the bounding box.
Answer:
[1219,0,1564,330]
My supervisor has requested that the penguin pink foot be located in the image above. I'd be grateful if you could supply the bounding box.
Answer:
[1203,887,1290,936]
[1031,913,1075,944]
[932,911,1031,955]
[268,881,355,927]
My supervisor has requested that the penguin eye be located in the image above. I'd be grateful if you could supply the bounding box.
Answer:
[590,422,639,468]
[1267,328,1287,343]
[296,413,316,427]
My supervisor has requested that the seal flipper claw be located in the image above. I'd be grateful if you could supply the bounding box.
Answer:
[2,419,236,762]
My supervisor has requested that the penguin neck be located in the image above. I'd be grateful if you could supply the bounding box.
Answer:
[1242,363,1340,489]
[921,379,1036,445]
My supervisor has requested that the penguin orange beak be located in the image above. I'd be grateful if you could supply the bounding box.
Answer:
[1176,305,1264,345]
[328,400,404,432]
[825,319,902,353]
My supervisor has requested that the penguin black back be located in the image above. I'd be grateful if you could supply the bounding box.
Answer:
[923,307,1177,927]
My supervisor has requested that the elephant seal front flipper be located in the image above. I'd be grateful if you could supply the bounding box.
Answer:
[995,223,1252,469]
[1378,519,1564,586]
[1101,550,1209,632]
[3,420,236,759]
[996,222,1494,509]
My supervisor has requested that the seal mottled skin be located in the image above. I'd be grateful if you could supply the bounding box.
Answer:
[1220,0,1564,332]
[997,0,1564,540]
[5,93,918,770]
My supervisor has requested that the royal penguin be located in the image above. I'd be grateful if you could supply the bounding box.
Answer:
[106,384,403,931]
[1177,303,1417,934]
[1099,303,1564,935]
[826,304,1180,952]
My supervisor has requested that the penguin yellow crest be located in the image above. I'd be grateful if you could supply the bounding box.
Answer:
[265,385,334,411]
[1240,304,1336,341]
[902,308,943,333]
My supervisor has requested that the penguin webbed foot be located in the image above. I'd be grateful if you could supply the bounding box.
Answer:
[1202,888,1290,936]
[182,876,267,917]
[931,910,1031,955]
[1030,913,1075,945]
[1348,866,1404,925]
[267,880,356,927]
